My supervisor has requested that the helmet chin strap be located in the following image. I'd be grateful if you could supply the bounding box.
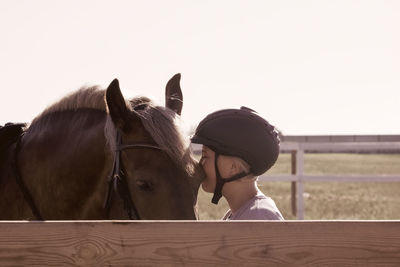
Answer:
[211,152,250,204]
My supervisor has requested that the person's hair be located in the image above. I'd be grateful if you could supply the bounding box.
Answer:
[220,154,257,181]
[233,156,251,173]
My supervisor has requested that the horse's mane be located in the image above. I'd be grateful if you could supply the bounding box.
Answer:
[132,98,194,175]
[105,96,195,175]
[33,86,106,123]
[30,86,194,175]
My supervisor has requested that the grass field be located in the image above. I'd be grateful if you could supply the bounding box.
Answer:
[196,153,400,220]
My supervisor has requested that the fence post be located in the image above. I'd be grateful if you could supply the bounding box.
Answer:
[291,150,297,216]
[296,148,305,219]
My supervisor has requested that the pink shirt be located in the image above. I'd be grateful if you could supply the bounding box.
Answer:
[222,191,284,220]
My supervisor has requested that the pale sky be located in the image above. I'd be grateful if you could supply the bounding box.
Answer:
[1,0,399,135]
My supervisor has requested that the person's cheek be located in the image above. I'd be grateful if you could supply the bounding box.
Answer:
[201,182,208,191]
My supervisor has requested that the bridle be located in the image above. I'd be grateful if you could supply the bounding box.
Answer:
[103,129,161,220]
[12,128,161,220]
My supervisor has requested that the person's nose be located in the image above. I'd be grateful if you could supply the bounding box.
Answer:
[199,157,206,166]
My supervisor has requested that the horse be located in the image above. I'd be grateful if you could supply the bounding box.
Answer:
[0,74,204,220]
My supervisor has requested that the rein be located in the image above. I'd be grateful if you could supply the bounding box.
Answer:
[13,129,161,220]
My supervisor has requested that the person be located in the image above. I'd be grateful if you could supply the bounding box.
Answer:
[191,107,284,220]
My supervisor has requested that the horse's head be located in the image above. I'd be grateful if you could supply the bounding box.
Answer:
[105,74,204,219]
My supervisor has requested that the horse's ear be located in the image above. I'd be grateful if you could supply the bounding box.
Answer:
[106,79,129,129]
[165,73,183,115]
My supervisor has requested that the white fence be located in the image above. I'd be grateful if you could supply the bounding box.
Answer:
[259,139,400,219]
[192,135,400,220]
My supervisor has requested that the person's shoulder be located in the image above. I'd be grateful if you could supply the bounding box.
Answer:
[233,207,283,220]
[234,197,284,220]
[247,206,284,220]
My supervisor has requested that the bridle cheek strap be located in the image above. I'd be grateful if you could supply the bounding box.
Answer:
[211,152,249,204]
[104,130,161,220]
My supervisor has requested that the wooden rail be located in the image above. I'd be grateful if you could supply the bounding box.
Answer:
[259,141,400,219]
[192,137,400,219]
[280,134,400,143]
[0,221,399,266]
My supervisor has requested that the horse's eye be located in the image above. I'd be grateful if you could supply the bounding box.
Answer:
[136,180,154,191]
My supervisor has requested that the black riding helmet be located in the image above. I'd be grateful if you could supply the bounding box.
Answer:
[191,106,280,204]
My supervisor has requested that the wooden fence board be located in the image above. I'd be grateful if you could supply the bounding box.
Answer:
[259,175,400,183]
[280,135,400,143]
[0,221,399,266]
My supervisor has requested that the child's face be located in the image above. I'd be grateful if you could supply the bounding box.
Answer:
[200,146,216,193]
[200,146,232,193]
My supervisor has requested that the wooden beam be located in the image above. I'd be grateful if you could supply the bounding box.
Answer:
[291,150,297,216]
[259,175,400,183]
[301,175,400,182]
[0,221,399,266]
[295,149,305,220]
[299,142,400,151]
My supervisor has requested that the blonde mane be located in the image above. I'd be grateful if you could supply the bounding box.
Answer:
[104,97,195,175]
[134,100,194,175]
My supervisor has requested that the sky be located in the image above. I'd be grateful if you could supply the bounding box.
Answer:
[0,0,399,135]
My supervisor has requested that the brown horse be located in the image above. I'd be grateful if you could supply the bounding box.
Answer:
[0,74,204,220]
